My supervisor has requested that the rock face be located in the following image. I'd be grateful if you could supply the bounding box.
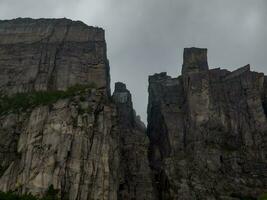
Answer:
[1,18,267,200]
[0,18,110,95]
[0,18,153,200]
[148,48,267,199]
[113,82,155,200]
[0,89,120,200]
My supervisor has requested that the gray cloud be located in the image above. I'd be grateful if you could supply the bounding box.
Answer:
[0,0,266,123]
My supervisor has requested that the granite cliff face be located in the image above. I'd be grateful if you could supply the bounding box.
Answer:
[1,18,267,200]
[113,82,155,200]
[0,18,152,200]
[0,18,110,95]
[148,48,267,199]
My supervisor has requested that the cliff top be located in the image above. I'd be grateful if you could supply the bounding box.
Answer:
[0,18,105,44]
[149,48,258,82]
[182,47,209,74]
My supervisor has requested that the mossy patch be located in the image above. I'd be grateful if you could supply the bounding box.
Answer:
[0,83,96,115]
[0,184,59,200]
[258,193,267,200]
[0,191,38,200]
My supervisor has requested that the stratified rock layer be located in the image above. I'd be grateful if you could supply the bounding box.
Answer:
[0,18,110,95]
[0,18,153,200]
[148,48,267,200]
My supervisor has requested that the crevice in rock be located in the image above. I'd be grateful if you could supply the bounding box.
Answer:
[262,101,267,118]
[48,21,72,91]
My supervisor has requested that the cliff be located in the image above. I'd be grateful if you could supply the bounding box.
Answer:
[0,18,153,200]
[147,48,267,199]
[1,18,267,200]
[0,18,110,95]
[113,82,155,200]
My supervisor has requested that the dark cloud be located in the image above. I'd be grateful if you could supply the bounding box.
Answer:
[0,0,266,123]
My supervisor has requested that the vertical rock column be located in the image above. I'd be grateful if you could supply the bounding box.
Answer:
[113,82,155,200]
[182,48,210,148]
[147,73,186,200]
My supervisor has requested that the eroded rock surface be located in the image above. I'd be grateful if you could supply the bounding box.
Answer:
[1,18,267,200]
[0,18,152,200]
[0,89,120,200]
[113,82,155,200]
[148,48,267,199]
[0,18,110,95]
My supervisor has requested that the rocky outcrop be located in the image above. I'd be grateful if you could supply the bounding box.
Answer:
[148,47,267,199]
[113,82,155,200]
[0,18,153,200]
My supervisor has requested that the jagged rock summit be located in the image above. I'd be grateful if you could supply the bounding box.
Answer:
[148,47,267,199]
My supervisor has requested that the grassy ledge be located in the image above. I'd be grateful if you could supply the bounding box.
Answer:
[0,185,59,200]
[0,83,96,115]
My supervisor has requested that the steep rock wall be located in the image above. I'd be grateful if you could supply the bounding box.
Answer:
[0,89,120,200]
[148,48,267,200]
[1,18,267,200]
[0,18,110,95]
[113,82,155,200]
[0,18,152,200]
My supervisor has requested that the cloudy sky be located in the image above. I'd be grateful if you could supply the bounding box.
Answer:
[0,0,266,123]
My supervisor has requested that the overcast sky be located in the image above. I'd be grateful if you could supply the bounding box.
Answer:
[0,0,266,123]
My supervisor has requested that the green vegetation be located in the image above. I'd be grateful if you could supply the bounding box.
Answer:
[0,191,37,200]
[0,184,59,200]
[0,83,96,115]
[258,193,267,200]
[77,104,93,115]
[42,185,60,200]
